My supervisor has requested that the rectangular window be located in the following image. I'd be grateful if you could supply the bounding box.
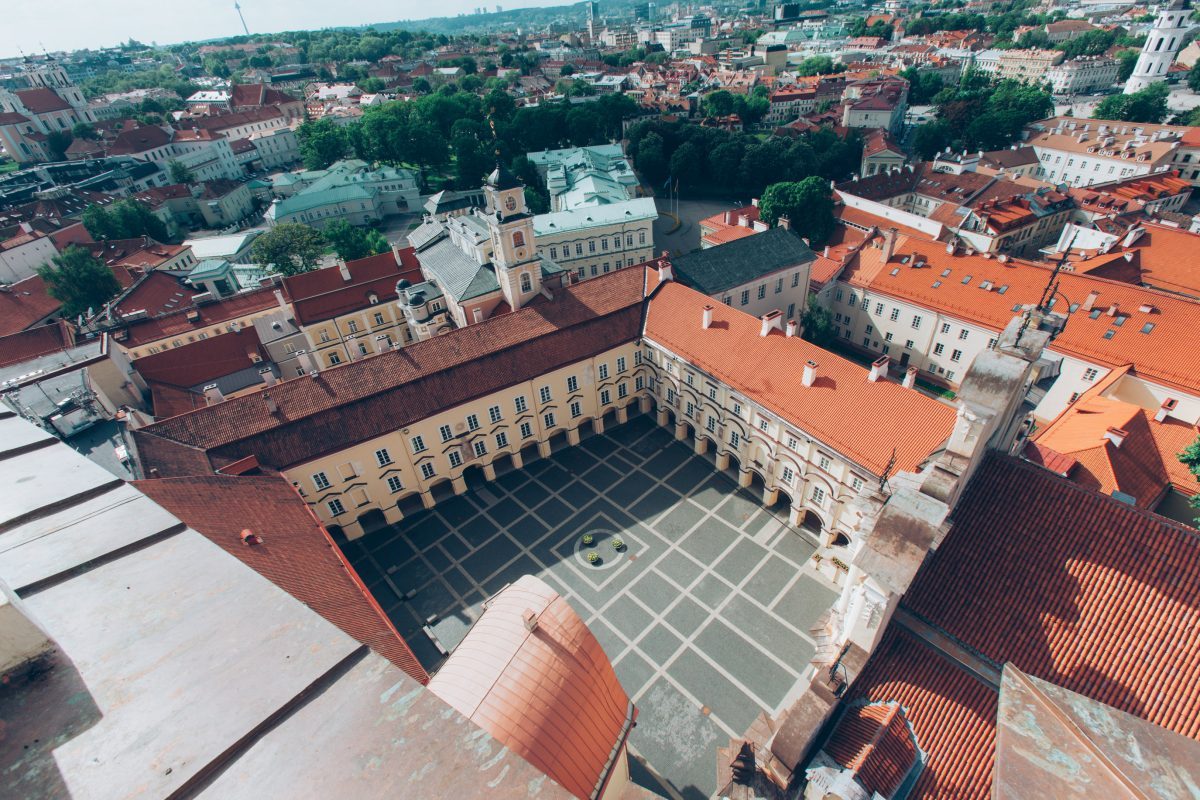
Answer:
[951,349,962,362]
[327,498,346,516]
[733,401,742,416]
[811,486,826,506]
[775,277,783,294]
[496,431,509,448]
[911,315,922,329]
[572,400,584,417]
[543,412,556,429]
[852,476,865,492]
[934,343,945,356]
[941,323,951,334]
[905,339,914,350]
[618,382,628,398]
[866,325,874,335]
[706,416,717,433]
[890,308,899,321]
[599,364,609,380]
[411,435,426,454]
[439,424,453,442]
[520,421,533,439]
[514,395,527,413]
[312,472,331,490]
[567,375,579,392]
[874,302,884,315]
[792,272,800,287]
[636,376,644,390]
[757,285,766,300]
[347,320,359,333]
[473,440,487,457]
[550,247,557,259]
[539,386,552,404]
[616,356,626,373]
[958,329,969,340]
[466,414,480,432]
[730,431,741,448]
[819,455,832,471]
[782,466,795,484]
[1083,368,1098,381]
[600,388,611,405]
[787,436,799,450]
[421,461,437,478]
[759,418,769,432]
[740,290,750,305]
[387,476,404,493]
[375,448,392,467]
[488,405,502,423]
[575,243,583,255]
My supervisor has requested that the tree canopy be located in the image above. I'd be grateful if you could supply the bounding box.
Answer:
[759,178,836,248]
[296,119,350,170]
[913,73,1052,155]
[323,220,390,262]
[37,246,121,319]
[1093,83,1170,123]
[82,200,171,242]
[800,295,837,349]
[251,223,326,276]
[1179,434,1200,525]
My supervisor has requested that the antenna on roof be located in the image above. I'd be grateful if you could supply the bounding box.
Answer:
[234,1,250,36]
[1018,232,1076,347]
[879,447,896,495]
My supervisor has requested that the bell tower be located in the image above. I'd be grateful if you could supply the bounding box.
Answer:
[484,161,541,310]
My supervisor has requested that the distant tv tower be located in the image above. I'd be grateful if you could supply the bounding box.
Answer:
[234,2,250,36]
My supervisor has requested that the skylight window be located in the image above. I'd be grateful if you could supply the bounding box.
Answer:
[1089,309,1102,319]
[961,275,972,285]
[1141,323,1155,334]
[1069,303,1079,313]
[941,269,951,277]
[1011,303,1022,312]
[932,280,942,288]
[998,285,1009,294]
[1112,316,1126,327]
[890,267,900,276]
[1103,330,1115,339]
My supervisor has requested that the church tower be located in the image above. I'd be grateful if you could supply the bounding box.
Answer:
[483,161,541,311]
[1125,0,1194,94]
[26,58,92,120]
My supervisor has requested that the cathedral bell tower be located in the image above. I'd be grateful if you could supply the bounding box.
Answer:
[484,160,541,311]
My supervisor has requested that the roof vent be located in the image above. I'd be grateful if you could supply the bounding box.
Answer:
[240,529,264,546]
[1104,427,1127,449]
[522,608,539,632]
[1155,398,1178,423]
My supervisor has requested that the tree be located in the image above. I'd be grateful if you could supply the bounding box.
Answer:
[45,130,72,161]
[323,220,388,262]
[1117,49,1140,82]
[252,223,326,276]
[759,178,836,247]
[296,118,348,170]
[167,160,195,184]
[1188,62,1200,93]
[796,56,838,77]
[72,122,98,140]
[559,63,575,77]
[634,131,668,185]
[37,246,121,319]
[670,141,703,188]
[1093,83,1170,123]
[412,77,431,94]
[1179,434,1200,525]
[82,199,169,242]
[799,295,836,348]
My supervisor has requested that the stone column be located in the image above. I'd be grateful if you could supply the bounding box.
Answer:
[762,486,779,507]
[617,405,629,424]
[594,415,606,434]
[384,504,404,525]
[656,407,669,427]
[639,395,651,414]
[789,504,804,527]
[483,463,497,482]
[715,451,730,471]
[343,521,366,541]
[451,475,468,495]
[674,421,687,441]
[420,491,436,510]
[511,451,524,470]
[538,440,552,458]
[567,427,581,446]
[693,436,708,456]
[738,469,753,489]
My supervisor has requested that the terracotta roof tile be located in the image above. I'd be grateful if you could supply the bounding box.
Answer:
[133,474,427,683]
[428,575,634,800]
[112,271,200,317]
[643,281,957,475]
[0,275,60,336]
[133,327,264,390]
[133,267,647,475]
[14,87,71,114]
[120,285,281,347]
[285,248,421,325]
[0,322,68,368]
[823,701,919,796]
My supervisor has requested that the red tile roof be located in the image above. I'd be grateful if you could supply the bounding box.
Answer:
[823,701,920,796]
[133,267,647,476]
[643,281,957,475]
[285,248,421,325]
[428,575,634,800]
[0,275,60,336]
[905,452,1200,738]
[0,322,68,368]
[14,87,71,114]
[119,285,281,347]
[132,474,427,683]
[843,234,1200,396]
[844,627,998,800]
[1126,222,1200,299]
[133,327,264,390]
[112,271,201,318]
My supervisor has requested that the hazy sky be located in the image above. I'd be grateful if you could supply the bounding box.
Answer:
[2,0,559,59]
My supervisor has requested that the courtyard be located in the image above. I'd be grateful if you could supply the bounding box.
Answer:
[339,414,838,799]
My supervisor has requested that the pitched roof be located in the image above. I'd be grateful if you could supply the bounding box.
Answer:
[643,280,957,475]
[14,87,71,114]
[905,452,1200,742]
[284,248,421,325]
[843,234,1200,396]
[229,83,297,108]
[0,275,60,336]
[132,474,427,683]
[119,285,280,347]
[822,701,920,797]
[133,267,647,476]
[670,226,816,295]
[0,322,68,368]
[133,327,264,389]
[1126,222,1200,299]
[427,575,634,800]
[111,272,200,318]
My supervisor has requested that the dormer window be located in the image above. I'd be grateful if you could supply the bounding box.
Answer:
[367,292,379,305]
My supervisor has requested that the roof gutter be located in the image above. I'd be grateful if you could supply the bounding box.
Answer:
[592,699,639,800]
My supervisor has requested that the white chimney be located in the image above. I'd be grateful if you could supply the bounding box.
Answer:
[869,355,889,382]
[522,608,539,632]
[264,393,277,414]
[880,227,898,262]
[657,258,673,282]
[760,310,782,337]
[1082,291,1100,312]
[786,319,798,337]
[258,366,277,387]
[1106,303,1119,317]
[203,384,224,404]
[903,366,917,389]
[273,288,289,314]
[374,334,391,353]
[702,304,714,329]
[338,261,352,282]
[1104,427,1127,448]
[802,359,818,387]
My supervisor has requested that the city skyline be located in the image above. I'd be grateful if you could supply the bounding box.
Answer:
[1,0,564,59]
